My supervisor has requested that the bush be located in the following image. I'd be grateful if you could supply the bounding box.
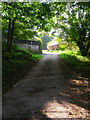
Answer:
[2,43,42,94]
[59,51,90,78]
[2,43,42,61]
[3,52,12,59]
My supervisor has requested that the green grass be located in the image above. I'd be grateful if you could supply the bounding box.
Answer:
[2,44,42,94]
[59,51,90,78]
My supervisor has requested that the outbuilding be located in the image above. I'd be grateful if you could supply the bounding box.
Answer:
[14,37,42,54]
[48,41,59,50]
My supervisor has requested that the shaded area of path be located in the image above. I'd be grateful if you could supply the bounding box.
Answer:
[2,53,88,119]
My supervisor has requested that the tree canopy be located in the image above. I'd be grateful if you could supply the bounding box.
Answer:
[51,2,90,56]
[2,2,90,56]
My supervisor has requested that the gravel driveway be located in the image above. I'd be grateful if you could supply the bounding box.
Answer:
[2,53,88,119]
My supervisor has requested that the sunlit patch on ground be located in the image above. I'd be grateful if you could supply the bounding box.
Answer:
[68,78,89,101]
[72,79,88,86]
[3,53,89,119]
[40,99,89,118]
[64,77,90,119]
[42,100,69,118]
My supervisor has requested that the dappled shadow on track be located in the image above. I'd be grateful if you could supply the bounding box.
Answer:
[2,54,89,119]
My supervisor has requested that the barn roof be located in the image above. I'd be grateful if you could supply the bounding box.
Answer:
[49,41,58,46]
[14,39,39,45]
[13,36,40,45]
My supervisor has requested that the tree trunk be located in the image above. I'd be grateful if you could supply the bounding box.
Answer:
[76,25,89,56]
[9,20,15,52]
[80,48,87,56]
[77,41,89,56]
[6,18,11,51]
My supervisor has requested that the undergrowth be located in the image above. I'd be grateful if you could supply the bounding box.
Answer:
[2,44,42,94]
[59,51,90,78]
[59,52,90,113]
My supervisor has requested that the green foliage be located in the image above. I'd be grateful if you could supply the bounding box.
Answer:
[2,19,8,39]
[2,2,89,55]
[2,2,54,51]
[59,44,67,51]
[2,43,42,94]
[3,52,12,59]
[59,51,90,78]
[14,28,37,40]
[2,2,58,40]
[62,3,89,56]
[2,43,42,69]
[15,45,41,61]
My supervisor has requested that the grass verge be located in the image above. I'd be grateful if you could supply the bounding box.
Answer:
[59,51,90,113]
[2,44,42,94]
[59,51,90,78]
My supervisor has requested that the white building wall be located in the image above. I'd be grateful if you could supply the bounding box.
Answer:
[17,43,40,53]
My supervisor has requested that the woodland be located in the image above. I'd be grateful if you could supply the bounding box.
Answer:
[2,2,90,94]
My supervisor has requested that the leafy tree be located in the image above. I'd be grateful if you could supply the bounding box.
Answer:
[67,2,90,56]
[2,2,54,52]
[3,2,89,56]
[53,2,90,56]
[2,2,23,51]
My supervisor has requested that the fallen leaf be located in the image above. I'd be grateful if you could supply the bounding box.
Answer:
[69,112,73,115]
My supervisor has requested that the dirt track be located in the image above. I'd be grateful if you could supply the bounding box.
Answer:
[2,53,88,119]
